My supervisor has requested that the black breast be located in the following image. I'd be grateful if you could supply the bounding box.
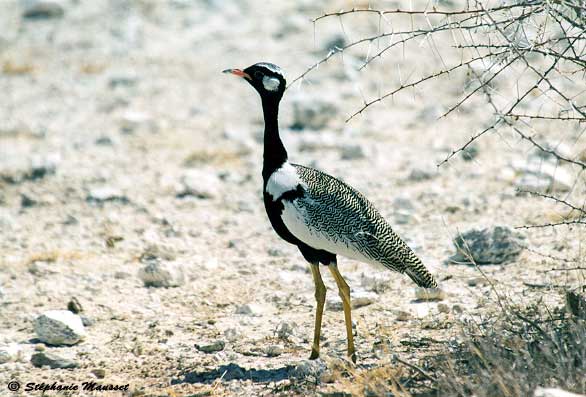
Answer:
[262,184,305,245]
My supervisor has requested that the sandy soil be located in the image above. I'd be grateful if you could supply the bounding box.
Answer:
[1,1,584,396]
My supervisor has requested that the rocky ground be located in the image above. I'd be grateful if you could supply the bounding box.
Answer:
[1,1,585,396]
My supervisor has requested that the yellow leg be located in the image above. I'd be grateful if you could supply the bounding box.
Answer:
[309,263,326,360]
[329,265,356,363]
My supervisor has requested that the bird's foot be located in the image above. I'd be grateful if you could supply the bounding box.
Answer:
[309,348,320,360]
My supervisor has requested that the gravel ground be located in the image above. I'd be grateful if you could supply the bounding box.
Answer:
[1,1,584,396]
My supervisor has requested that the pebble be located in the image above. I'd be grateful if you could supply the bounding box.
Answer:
[415,287,446,301]
[22,0,65,19]
[461,145,479,161]
[222,126,255,152]
[534,388,586,397]
[531,142,574,161]
[327,291,377,311]
[290,95,338,130]
[297,133,341,152]
[0,153,59,184]
[437,303,450,313]
[235,303,268,316]
[109,72,138,88]
[0,343,21,364]
[196,340,225,353]
[120,111,153,134]
[80,316,94,327]
[177,169,221,199]
[235,304,253,315]
[319,370,337,384]
[92,368,106,379]
[86,186,129,204]
[392,197,416,225]
[67,297,83,314]
[448,225,525,265]
[138,262,185,288]
[511,158,573,192]
[276,321,295,340]
[140,243,177,262]
[467,277,488,287]
[223,327,240,342]
[360,272,391,293]
[289,359,326,380]
[322,34,346,53]
[395,310,412,321]
[417,104,444,123]
[20,193,38,208]
[264,344,283,357]
[95,136,114,146]
[339,144,366,160]
[267,248,286,257]
[114,271,131,279]
[408,167,436,181]
[34,310,86,346]
[393,197,415,211]
[31,352,79,369]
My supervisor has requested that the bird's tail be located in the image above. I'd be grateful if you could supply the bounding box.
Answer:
[403,251,438,288]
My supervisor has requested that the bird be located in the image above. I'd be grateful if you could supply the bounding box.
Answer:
[223,62,438,363]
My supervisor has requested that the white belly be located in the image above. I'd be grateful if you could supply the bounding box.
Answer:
[281,199,378,265]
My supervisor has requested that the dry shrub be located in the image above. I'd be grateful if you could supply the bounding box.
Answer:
[330,299,585,396]
[434,303,586,396]
[302,0,586,229]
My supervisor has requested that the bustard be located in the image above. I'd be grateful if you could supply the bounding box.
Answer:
[223,62,438,363]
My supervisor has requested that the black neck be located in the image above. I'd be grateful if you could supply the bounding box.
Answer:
[261,96,287,182]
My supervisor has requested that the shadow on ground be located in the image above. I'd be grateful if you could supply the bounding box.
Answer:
[173,363,297,384]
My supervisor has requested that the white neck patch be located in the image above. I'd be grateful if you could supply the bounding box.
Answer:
[266,162,302,201]
[262,76,280,92]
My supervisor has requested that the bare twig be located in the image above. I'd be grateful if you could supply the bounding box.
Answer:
[515,220,586,229]
[518,190,586,216]
[395,356,438,382]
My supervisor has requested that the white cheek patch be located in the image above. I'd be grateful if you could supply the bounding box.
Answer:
[266,162,301,200]
[262,76,281,91]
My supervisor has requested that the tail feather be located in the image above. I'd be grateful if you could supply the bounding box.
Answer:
[404,265,438,288]
[403,251,438,288]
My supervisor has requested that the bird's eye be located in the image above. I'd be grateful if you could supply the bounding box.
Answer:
[254,71,263,80]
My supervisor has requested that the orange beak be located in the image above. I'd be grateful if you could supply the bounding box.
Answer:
[222,68,251,80]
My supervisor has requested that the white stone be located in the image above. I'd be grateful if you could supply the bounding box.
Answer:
[264,344,283,357]
[120,111,153,133]
[327,291,377,311]
[512,158,574,192]
[534,388,586,397]
[223,327,240,342]
[234,303,270,316]
[34,310,86,346]
[291,95,338,130]
[87,186,128,203]
[179,170,221,199]
[290,359,326,380]
[138,262,185,288]
[360,272,392,293]
[339,144,367,160]
[415,287,446,301]
[276,321,295,339]
[0,343,21,364]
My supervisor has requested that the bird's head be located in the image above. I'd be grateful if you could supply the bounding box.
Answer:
[223,62,286,100]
